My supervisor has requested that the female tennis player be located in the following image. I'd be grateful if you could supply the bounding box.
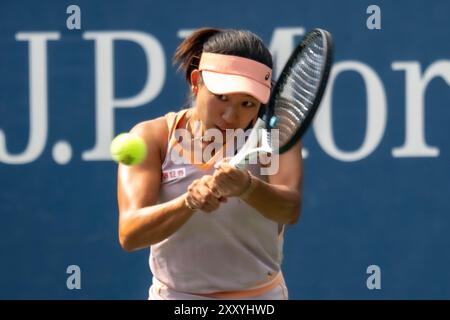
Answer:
[117,27,303,300]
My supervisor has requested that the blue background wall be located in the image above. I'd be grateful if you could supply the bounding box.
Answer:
[1,0,449,299]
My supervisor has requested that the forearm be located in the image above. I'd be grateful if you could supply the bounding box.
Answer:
[240,174,301,225]
[119,194,194,251]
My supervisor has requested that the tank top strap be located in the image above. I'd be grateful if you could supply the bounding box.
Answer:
[162,109,189,169]
[165,109,189,142]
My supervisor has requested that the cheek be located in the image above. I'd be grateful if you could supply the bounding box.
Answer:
[241,107,260,125]
[205,98,223,117]
[194,96,218,126]
[195,93,212,119]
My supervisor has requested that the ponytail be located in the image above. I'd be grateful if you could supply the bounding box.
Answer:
[173,27,221,84]
[173,27,272,89]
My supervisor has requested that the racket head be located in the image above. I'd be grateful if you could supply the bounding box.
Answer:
[265,28,334,154]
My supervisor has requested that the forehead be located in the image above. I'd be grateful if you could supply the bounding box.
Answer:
[204,88,259,101]
[226,93,259,102]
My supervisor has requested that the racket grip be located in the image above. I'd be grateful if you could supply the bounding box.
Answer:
[229,149,262,170]
[228,152,249,170]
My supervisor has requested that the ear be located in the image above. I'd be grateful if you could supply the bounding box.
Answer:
[190,69,200,86]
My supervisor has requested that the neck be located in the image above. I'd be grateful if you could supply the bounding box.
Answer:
[186,110,212,144]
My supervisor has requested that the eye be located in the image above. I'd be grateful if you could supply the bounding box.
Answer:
[215,94,228,102]
[242,100,256,108]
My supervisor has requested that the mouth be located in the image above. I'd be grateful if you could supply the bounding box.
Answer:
[215,125,227,134]
[215,125,238,132]
[215,126,240,139]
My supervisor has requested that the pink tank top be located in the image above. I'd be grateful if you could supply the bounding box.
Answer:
[149,109,285,294]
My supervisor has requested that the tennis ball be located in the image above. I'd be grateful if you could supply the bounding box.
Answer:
[110,133,147,166]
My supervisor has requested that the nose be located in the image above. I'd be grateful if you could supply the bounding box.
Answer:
[221,106,239,126]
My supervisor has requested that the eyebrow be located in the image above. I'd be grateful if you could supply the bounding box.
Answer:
[215,92,258,101]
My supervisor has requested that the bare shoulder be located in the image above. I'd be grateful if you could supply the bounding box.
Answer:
[130,116,168,144]
[117,116,169,213]
[129,116,169,160]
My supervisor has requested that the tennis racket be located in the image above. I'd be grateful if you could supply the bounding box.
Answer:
[228,28,334,169]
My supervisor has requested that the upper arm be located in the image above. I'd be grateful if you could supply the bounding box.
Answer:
[117,118,168,220]
[268,140,303,194]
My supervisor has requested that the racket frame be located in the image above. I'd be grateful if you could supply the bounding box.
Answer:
[266,28,334,154]
[228,28,334,169]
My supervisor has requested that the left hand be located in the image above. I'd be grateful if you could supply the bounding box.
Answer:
[209,161,251,198]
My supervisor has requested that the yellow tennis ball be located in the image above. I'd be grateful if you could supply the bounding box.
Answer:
[110,133,147,166]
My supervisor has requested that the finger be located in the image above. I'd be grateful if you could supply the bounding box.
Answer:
[201,175,222,196]
[190,177,211,195]
[198,186,220,206]
[186,193,201,210]
[213,167,232,181]
[191,186,208,206]
[200,174,212,184]
[219,196,228,203]
[205,178,222,198]
[223,166,249,184]
[199,196,220,213]
[214,157,233,170]
[214,178,232,197]
[217,162,231,172]
[217,163,242,181]
[216,169,236,186]
[201,200,220,213]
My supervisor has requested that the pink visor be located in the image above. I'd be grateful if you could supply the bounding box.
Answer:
[198,52,272,104]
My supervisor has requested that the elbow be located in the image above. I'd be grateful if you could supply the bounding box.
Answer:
[281,190,302,225]
[120,233,159,251]
[288,210,301,225]
[119,239,134,253]
[119,232,135,252]
[119,222,159,251]
[119,224,139,252]
[287,201,302,225]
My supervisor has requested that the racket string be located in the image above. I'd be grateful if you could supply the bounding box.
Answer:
[269,30,330,150]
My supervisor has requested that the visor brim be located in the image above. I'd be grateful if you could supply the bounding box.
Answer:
[202,71,271,104]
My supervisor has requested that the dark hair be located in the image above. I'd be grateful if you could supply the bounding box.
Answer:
[173,27,273,84]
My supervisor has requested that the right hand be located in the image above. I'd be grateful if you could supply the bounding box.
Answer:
[185,175,226,213]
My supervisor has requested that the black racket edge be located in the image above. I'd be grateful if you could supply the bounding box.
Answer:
[265,28,334,154]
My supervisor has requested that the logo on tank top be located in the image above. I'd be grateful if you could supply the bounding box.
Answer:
[162,168,186,183]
